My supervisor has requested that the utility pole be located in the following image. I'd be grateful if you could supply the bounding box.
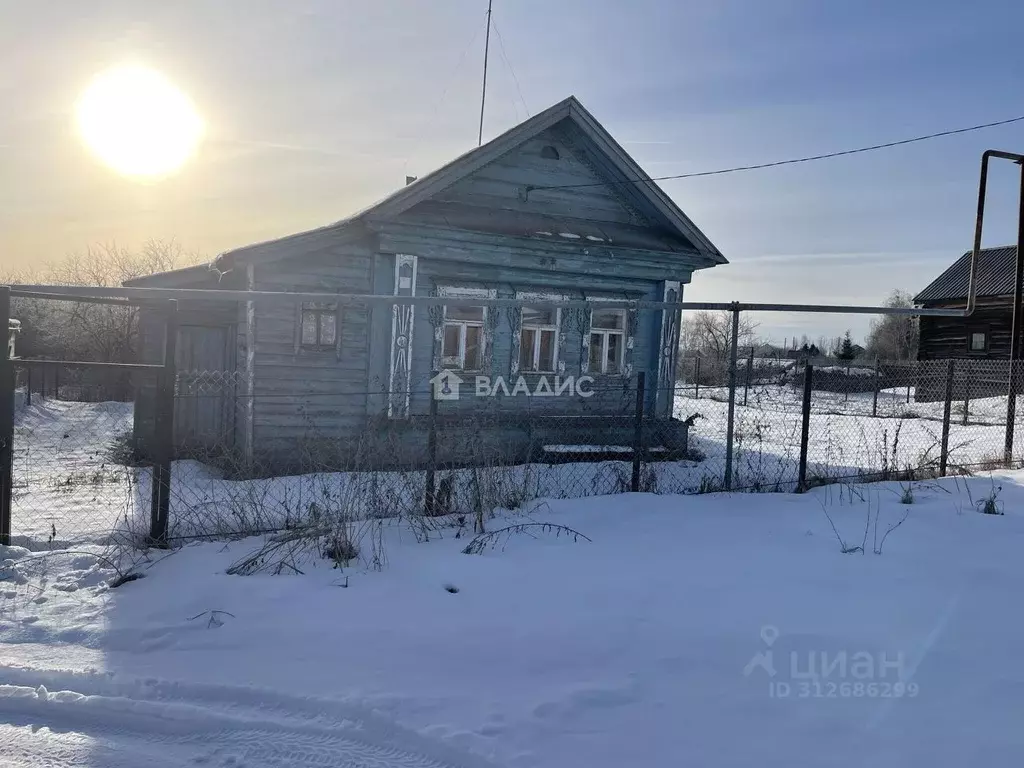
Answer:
[477,0,493,147]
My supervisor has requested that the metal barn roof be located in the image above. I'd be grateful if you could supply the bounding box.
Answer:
[914,246,1018,304]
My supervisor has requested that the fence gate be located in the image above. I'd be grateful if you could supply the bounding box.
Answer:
[0,287,176,548]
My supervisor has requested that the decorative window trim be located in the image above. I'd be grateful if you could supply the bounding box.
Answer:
[388,254,417,419]
[588,307,627,375]
[511,291,567,376]
[434,285,496,373]
[243,263,256,465]
[580,296,637,376]
[655,281,682,416]
[295,301,340,356]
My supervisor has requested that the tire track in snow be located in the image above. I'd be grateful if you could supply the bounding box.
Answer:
[0,665,501,768]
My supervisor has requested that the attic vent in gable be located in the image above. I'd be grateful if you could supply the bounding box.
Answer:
[540,145,560,160]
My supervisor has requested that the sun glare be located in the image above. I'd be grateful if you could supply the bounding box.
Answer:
[76,65,204,179]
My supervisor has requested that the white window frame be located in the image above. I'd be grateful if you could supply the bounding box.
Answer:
[588,307,627,374]
[969,330,987,353]
[439,286,494,372]
[516,291,564,374]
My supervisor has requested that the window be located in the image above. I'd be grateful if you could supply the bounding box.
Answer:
[300,302,337,350]
[442,303,486,370]
[519,306,559,372]
[589,308,626,373]
[969,331,988,353]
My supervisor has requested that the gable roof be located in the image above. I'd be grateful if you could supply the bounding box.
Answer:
[914,246,1017,304]
[129,96,725,286]
[358,96,725,262]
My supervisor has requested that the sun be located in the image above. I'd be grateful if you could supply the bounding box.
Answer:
[76,65,204,179]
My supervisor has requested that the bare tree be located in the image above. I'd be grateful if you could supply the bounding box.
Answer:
[865,290,918,361]
[4,240,204,364]
[680,310,760,361]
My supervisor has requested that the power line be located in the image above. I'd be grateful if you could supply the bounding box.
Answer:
[431,16,488,123]
[529,113,1024,191]
[400,13,488,175]
[491,18,530,119]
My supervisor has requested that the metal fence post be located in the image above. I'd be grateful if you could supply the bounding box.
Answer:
[694,357,700,400]
[631,371,646,492]
[743,347,753,406]
[940,359,955,476]
[872,357,879,417]
[424,373,439,516]
[25,366,31,407]
[148,299,177,548]
[723,306,740,491]
[962,361,971,426]
[797,363,813,491]
[1007,358,1020,467]
[0,287,14,546]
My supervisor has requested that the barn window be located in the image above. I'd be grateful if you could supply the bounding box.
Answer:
[442,304,486,371]
[969,330,988,353]
[300,302,337,350]
[589,308,626,374]
[540,145,560,160]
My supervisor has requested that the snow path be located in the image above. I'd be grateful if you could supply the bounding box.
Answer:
[0,665,498,768]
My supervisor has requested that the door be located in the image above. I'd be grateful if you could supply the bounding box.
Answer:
[173,325,234,453]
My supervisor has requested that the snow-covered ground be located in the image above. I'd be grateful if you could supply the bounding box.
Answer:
[10,399,136,546]
[4,473,1024,766]
[675,384,1024,491]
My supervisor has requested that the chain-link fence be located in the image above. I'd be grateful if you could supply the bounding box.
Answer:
[675,356,1024,491]
[1,286,171,550]
[15,363,135,404]
[160,370,695,543]
[5,287,1024,550]
[8,361,155,548]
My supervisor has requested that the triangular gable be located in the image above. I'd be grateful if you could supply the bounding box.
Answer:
[367,96,725,264]
[397,121,700,253]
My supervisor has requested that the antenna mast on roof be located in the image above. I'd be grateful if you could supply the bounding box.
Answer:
[477,0,493,146]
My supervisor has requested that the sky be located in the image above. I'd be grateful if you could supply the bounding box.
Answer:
[3,0,1024,343]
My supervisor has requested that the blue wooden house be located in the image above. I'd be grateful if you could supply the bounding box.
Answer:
[130,96,726,471]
